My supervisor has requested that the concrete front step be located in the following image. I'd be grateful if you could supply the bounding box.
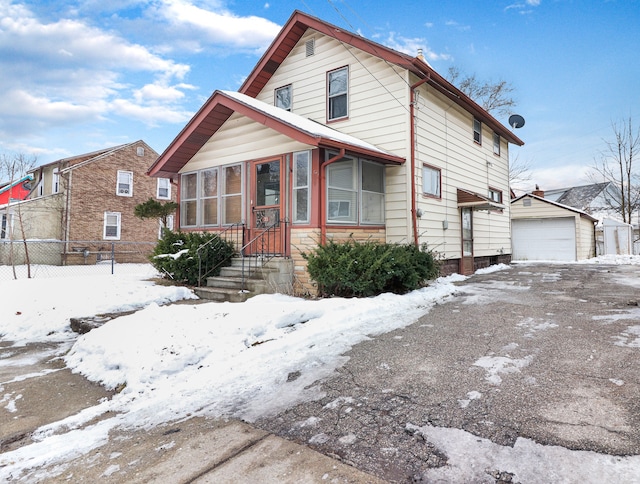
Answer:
[194,286,251,303]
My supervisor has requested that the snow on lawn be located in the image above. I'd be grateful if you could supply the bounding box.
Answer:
[0,263,465,478]
[0,264,196,344]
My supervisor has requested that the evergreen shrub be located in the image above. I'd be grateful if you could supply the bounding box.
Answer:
[302,239,439,297]
[151,230,236,285]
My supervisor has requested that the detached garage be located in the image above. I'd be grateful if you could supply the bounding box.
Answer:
[511,193,597,261]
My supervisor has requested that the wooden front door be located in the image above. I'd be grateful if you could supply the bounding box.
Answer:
[248,158,283,255]
[460,207,474,275]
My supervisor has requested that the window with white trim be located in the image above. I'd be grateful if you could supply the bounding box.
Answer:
[293,151,311,223]
[157,178,171,199]
[1,213,11,239]
[103,212,121,240]
[158,214,174,239]
[473,118,482,144]
[116,170,133,197]
[275,85,292,111]
[326,154,385,225]
[328,66,348,121]
[52,169,60,194]
[422,164,441,198]
[488,188,503,203]
[180,163,243,228]
[493,132,501,156]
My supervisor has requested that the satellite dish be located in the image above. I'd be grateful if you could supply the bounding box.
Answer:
[508,114,525,129]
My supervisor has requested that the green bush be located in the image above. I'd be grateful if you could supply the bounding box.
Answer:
[150,230,236,285]
[302,239,439,297]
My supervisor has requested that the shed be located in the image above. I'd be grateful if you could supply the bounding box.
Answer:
[511,193,597,261]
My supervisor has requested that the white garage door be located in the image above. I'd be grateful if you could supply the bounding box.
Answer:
[512,217,576,261]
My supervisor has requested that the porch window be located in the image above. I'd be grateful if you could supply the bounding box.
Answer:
[180,163,243,228]
[201,168,218,226]
[361,161,385,224]
[181,172,198,227]
[326,154,385,225]
[293,150,311,223]
[328,66,348,121]
[327,158,357,223]
[275,85,292,111]
[422,164,441,198]
[157,178,171,199]
[117,170,133,197]
[222,165,242,224]
[103,212,121,240]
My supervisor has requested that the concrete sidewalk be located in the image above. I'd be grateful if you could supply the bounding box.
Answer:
[43,417,384,483]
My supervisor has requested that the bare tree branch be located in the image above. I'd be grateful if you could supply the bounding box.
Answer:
[447,67,517,118]
[588,117,640,224]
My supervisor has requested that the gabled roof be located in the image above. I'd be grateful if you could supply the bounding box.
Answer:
[554,182,614,209]
[29,141,155,175]
[148,90,404,178]
[511,193,598,222]
[241,11,523,147]
[150,10,523,178]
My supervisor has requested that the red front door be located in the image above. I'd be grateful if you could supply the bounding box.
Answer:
[248,158,283,255]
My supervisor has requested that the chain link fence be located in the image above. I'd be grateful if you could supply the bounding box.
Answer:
[0,240,157,280]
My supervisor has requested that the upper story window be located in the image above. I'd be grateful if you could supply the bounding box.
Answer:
[0,213,10,239]
[422,164,441,198]
[473,118,482,145]
[493,132,501,156]
[52,169,60,194]
[488,187,503,203]
[275,85,292,111]
[328,66,348,121]
[117,170,133,197]
[157,178,171,200]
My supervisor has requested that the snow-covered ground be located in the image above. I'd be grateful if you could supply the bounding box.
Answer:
[1,257,640,481]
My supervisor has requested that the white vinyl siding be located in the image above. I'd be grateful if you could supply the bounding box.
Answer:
[103,212,121,240]
[511,195,596,261]
[117,170,133,197]
[410,79,511,259]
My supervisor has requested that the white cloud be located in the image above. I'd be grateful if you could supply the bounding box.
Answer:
[0,0,193,139]
[155,0,281,50]
[110,98,193,126]
[383,32,451,61]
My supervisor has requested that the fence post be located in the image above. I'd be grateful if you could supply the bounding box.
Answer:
[111,243,115,274]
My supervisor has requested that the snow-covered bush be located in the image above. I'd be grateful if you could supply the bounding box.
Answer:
[302,240,439,297]
[151,230,235,285]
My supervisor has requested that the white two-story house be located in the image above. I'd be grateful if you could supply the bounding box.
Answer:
[148,10,524,292]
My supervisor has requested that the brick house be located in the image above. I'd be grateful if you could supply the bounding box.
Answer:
[1,141,175,264]
[148,11,524,294]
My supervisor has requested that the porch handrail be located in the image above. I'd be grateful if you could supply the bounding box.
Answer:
[239,220,287,291]
[196,223,245,287]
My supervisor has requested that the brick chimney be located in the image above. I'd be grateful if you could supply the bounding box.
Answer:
[532,184,544,197]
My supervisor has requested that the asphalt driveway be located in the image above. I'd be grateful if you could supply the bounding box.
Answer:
[254,262,640,482]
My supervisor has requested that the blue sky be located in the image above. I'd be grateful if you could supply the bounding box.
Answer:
[1,0,639,191]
